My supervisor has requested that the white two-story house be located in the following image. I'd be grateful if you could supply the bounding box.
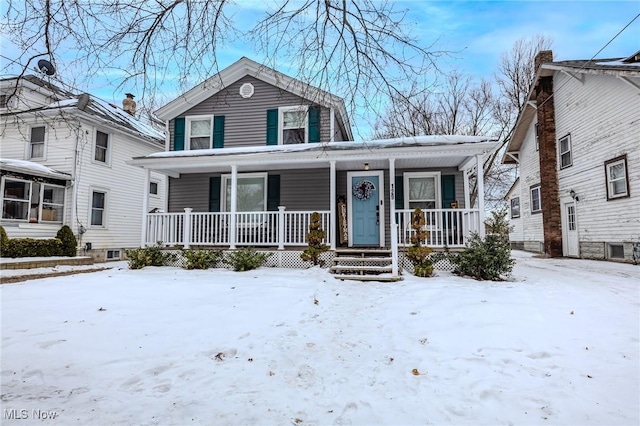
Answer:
[504,50,640,262]
[0,75,167,261]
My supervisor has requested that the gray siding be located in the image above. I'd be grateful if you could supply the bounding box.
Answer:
[169,76,348,150]
[169,169,331,213]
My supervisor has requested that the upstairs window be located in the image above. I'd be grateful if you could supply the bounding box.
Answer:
[510,197,520,218]
[559,134,572,169]
[530,185,542,213]
[605,155,629,200]
[187,116,212,150]
[95,130,110,163]
[29,126,46,159]
[149,181,158,195]
[280,106,308,144]
[0,94,8,109]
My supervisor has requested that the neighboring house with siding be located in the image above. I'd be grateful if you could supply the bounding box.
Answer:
[0,75,166,261]
[131,57,498,278]
[504,50,640,262]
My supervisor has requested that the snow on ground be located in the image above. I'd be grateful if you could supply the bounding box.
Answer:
[1,251,638,425]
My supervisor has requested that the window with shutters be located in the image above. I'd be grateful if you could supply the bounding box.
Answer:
[186,115,213,150]
[29,126,46,159]
[403,172,441,210]
[221,173,267,213]
[279,106,308,144]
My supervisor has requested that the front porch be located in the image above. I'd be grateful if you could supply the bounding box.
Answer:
[145,207,482,250]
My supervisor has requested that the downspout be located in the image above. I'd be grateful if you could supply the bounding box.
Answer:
[476,154,486,237]
[71,120,80,239]
[140,168,150,247]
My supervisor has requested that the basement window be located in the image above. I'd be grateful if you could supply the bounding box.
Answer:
[106,249,121,260]
[607,244,624,260]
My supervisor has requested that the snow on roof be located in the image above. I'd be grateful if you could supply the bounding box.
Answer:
[146,135,497,159]
[0,158,72,180]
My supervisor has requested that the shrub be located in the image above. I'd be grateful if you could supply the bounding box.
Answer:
[226,247,270,272]
[56,225,78,257]
[126,243,175,269]
[449,233,515,280]
[182,249,222,270]
[5,238,63,258]
[0,226,9,257]
[301,212,329,266]
[406,208,434,277]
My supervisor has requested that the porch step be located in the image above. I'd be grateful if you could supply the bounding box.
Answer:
[333,274,403,282]
[330,249,402,282]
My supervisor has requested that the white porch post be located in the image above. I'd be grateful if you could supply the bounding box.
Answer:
[463,169,471,208]
[476,154,486,237]
[329,160,336,250]
[389,159,396,225]
[278,206,286,250]
[183,207,192,249]
[140,168,150,247]
[229,165,237,249]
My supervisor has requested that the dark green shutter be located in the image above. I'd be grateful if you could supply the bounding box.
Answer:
[174,117,185,151]
[266,109,278,145]
[209,177,221,212]
[267,175,280,211]
[441,175,456,208]
[395,175,404,209]
[213,116,225,148]
[308,107,320,143]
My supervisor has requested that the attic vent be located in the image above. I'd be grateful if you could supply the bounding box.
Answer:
[239,83,254,99]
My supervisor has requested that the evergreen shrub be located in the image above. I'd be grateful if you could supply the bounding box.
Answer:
[5,238,63,258]
[0,226,9,257]
[301,212,329,266]
[406,208,434,277]
[449,209,515,280]
[56,225,78,257]
[182,249,222,270]
[226,247,270,272]
[126,243,175,269]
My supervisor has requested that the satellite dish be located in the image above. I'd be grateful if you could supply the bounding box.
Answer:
[37,59,56,76]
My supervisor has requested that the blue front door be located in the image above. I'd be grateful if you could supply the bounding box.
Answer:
[351,175,379,246]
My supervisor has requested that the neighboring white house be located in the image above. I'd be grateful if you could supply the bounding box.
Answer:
[0,75,167,261]
[504,50,640,262]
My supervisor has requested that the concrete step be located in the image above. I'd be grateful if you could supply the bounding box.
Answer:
[333,274,403,282]
[332,256,392,263]
[331,265,393,272]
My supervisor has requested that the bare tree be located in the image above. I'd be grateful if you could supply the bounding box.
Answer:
[2,0,448,127]
[374,35,553,209]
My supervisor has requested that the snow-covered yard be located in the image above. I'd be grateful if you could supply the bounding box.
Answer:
[1,251,638,425]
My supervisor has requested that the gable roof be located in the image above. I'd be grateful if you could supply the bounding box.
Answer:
[155,57,353,140]
[503,51,640,164]
[0,75,164,144]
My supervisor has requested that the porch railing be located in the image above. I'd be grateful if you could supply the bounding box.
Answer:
[145,208,331,249]
[395,209,481,248]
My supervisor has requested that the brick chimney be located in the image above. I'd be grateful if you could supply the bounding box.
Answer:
[534,49,563,257]
[122,93,136,116]
[534,50,553,72]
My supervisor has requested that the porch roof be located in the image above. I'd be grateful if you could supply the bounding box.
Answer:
[129,135,498,177]
[0,158,72,181]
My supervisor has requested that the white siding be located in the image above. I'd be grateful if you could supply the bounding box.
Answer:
[513,120,544,245]
[1,94,166,254]
[554,72,640,244]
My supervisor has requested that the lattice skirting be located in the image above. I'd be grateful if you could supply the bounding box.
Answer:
[162,249,454,272]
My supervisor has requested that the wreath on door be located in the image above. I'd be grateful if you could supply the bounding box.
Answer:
[353,180,376,200]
